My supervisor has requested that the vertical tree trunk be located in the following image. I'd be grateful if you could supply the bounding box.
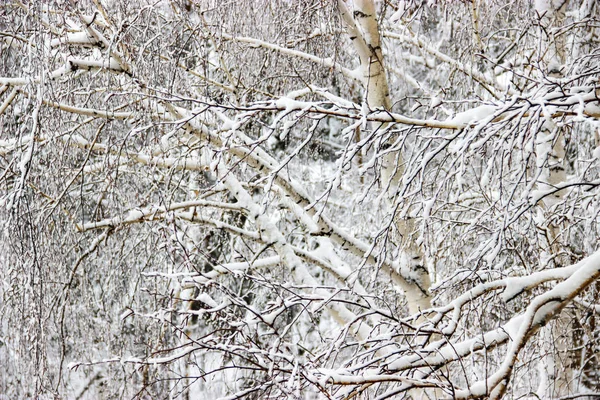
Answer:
[338,0,432,317]
[535,1,576,397]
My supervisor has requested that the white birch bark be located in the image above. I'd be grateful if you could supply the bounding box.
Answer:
[337,0,390,110]
[338,0,432,316]
[534,1,575,397]
[339,3,437,398]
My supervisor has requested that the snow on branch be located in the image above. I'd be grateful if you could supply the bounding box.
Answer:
[3,2,600,399]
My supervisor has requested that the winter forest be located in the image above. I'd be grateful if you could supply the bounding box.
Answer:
[1,0,600,398]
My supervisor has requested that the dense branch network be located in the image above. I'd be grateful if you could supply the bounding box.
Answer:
[1,1,600,399]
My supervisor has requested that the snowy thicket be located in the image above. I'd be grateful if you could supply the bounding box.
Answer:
[1,0,600,399]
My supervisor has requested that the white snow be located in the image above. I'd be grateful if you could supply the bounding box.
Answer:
[534,0,551,15]
[422,198,435,219]
[447,105,497,126]
[389,3,408,22]
[50,32,95,47]
[429,97,442,109]
[196,293,218,308]
[275,96,306,112]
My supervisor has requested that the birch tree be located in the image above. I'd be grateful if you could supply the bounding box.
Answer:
[1,0,600,399]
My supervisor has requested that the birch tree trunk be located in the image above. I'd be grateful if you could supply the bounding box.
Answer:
[535,1,576,397]
[338,0,432,317]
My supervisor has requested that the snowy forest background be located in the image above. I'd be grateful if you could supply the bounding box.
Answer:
[1,0,600,398]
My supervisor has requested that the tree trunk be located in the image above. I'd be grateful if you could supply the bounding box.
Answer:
[338,0,432,317]
[535,1,576,397]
